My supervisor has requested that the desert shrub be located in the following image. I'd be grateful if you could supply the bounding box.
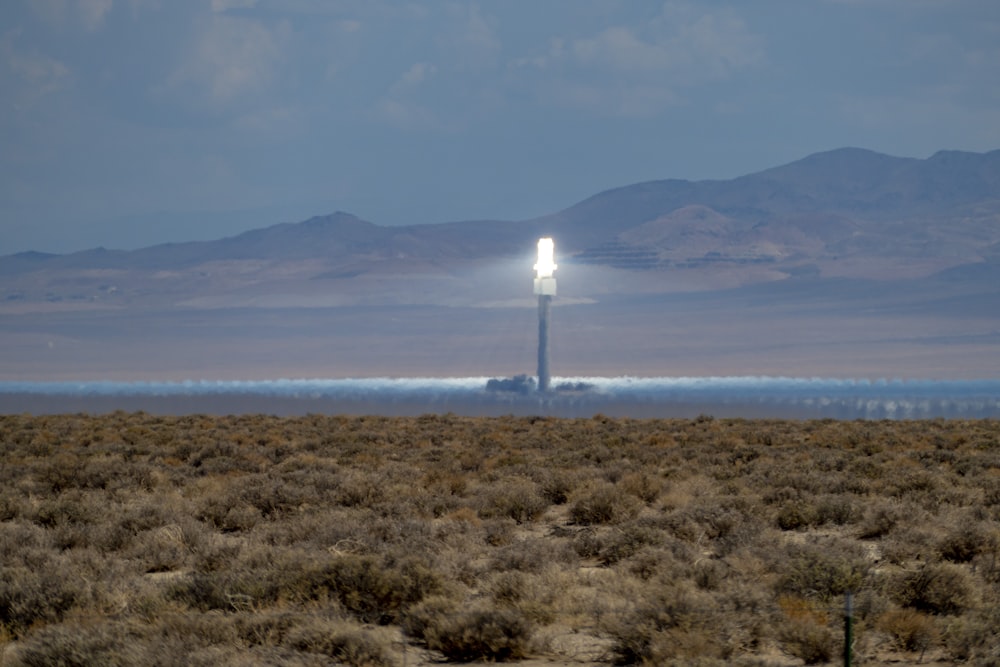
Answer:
[167,572,235,612]
[487,570,530,606]
[937,519,995,563]
[851,588,890,622]
[420,609,534,662]
[0,565,83,635]
[285,619,393,666]
[333,470,386,509]
[129,523,195,573]
[401,596,460,642]
[983,479,1000,507]
[195,492,261,533]
[148,610,243,657]
[858,501,903,539]
[893,562,975,615]
[7,622,139,667]
[570,483,641,525]
[238,475,304,518]
[0,493,21,521]
[598,523,663,566]
[775,501,818,530]
[536,469,578,505]
[777,619,834,665]
[32,491,100,528]
[482,518,516,546]
[815,494,862,526]
[485,571,558,624]
[774,542,867,601]
[671,500,762,556]
[232,610,301,647]
[877,608,939,652]
[490,537,576,573]
[475,477,548,524]
[692,559,728,591]
[625,539,693,582]
[943,605,1000,662]
[604,584,717,665]
[776,596,834,666]
[619,472,663,504]
[880,525,938,565]
[608,626,724,665]
[290,555,441,623]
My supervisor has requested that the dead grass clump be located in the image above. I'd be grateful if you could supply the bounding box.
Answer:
[877,608,939,653]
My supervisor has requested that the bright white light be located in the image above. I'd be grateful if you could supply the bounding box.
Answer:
[534,237,556,278]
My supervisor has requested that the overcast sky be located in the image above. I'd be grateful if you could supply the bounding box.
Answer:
[2,0,998,254]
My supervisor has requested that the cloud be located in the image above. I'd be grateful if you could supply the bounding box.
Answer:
[29,0,116,30]
[448,3,500,68]
[540,80,679,119]
[1,32,71,108]
[375,97,442,130]
[158,14,289,109]
[569,3,762,79]
[211,0,256,11]
[518,1,764,116]
[377,62,442,129]
[79,0,114,29]
[398,61,435,88]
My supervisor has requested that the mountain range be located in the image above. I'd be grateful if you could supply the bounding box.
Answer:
[2,147,999,381]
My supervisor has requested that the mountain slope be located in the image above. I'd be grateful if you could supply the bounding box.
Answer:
[2,147,999,310]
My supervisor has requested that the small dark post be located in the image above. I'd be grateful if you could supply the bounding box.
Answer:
[844,591,854,667]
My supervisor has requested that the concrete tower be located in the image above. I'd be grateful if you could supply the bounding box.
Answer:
[533,238,557,392]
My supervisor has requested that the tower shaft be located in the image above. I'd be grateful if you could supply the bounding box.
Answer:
[537,294,551,392]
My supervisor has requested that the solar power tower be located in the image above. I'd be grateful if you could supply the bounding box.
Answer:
[533,238,557,392]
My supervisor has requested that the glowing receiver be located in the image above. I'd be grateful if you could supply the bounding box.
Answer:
[533,237,557,295]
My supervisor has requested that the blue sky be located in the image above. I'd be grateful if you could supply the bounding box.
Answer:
[2,0,998,254]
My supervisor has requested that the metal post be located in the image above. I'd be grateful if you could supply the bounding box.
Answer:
[844,591,853,667]
[537,294,551,392]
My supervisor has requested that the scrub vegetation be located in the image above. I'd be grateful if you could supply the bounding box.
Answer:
[1,412,999,666]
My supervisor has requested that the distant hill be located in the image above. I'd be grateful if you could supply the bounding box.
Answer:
[2,147,999,310]
[537,147,1000,272]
